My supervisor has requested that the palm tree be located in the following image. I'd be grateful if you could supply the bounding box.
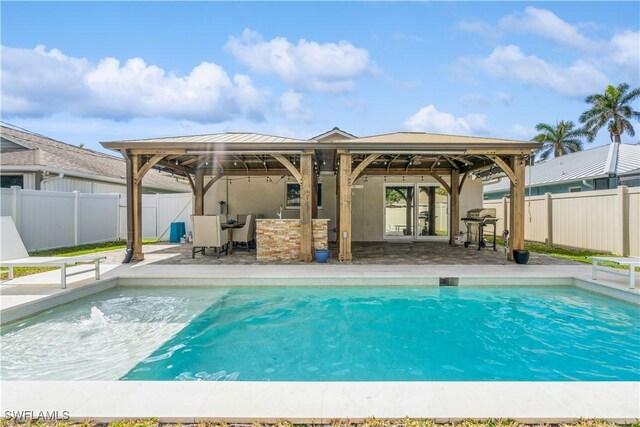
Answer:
[580,83,640,143]
[532,121,586,161]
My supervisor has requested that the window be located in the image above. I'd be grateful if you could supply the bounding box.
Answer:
[568,186,582,193]
[285,182,323,209]
[1,175,23,188]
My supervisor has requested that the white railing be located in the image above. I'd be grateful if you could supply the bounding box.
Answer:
[1,187,192,251]
[484,186,640,256]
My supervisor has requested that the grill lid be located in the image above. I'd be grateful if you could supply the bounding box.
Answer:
[465,208,496,218]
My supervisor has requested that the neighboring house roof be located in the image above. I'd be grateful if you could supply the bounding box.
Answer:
[484,143,640,194]
[0,125,190,192]
[105,132,310,145]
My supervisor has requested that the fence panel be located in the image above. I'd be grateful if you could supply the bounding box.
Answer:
[78,193,119,245]
[484,187,638,256]
[156,193,193,240]
[19,190,75,250]
[1,188,14,217]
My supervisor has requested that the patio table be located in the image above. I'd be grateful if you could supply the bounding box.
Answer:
[221,222,245,255]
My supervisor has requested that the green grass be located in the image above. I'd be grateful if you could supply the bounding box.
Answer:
[489,238,637,271]
[0,239,157,280]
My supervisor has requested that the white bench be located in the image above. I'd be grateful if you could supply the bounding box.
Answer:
[589,256,640,289]
[0,217,105,289]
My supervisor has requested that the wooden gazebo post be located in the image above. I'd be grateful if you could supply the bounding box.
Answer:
[337,151,352,261]
[124,151,144,262]
[299,152,314,262]
[449,169,460,244]
[194,169,204,215]
[509,155,526,260]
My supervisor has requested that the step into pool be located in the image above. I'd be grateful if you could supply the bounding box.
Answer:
[2,285,639,381]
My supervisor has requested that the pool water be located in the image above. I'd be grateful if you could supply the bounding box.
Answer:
[2,286,639,381]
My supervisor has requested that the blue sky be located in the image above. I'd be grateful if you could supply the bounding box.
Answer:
[1,1,639,154]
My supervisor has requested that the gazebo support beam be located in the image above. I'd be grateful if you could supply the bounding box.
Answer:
[128,152,144,261]
[350,154,380,184]
[338,152,352,261]
[509,155,526,261]
[449,169,460,245]
[194,169,204,215]
[203,174,223,196]
[299,153,313,262]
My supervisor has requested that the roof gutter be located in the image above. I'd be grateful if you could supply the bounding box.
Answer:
[0,165,181,192]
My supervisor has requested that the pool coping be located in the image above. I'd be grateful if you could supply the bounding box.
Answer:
[1,381,639,423]
[1,264,639,422]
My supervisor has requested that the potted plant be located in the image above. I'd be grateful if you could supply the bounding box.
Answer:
[315,248,330,263]
[513,249,530,264]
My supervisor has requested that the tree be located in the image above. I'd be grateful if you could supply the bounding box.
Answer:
[532,121,586,161]
[580,83,640,143]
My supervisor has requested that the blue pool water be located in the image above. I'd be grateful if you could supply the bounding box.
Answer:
[2,286,639,381]
[123,286,640,381]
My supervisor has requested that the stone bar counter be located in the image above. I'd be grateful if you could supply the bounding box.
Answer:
[256,219,329,261]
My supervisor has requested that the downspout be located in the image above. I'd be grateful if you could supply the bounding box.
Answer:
[121,150,134,264]
[582,180,594,190]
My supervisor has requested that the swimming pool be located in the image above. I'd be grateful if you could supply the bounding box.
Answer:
[2,285,638,381]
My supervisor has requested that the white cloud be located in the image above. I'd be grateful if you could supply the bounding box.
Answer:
[608,30,640,69]
[1,45,270,122]
[404,105,488,135]
[456,20,501,40]
[278,90,311,122]
[499,7,599,52]
[511,124,536,140]
[495,91,512,106]
[473,45,608,97]
[225,29,373,93]
[460,94,490,107]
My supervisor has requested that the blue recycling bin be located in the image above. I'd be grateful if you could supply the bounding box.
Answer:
[169,222,186,243]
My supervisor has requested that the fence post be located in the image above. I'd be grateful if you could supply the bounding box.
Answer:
[545,192,553,246]
[10,186,21,231]
[73,190,80,246]
[618,185,629,256]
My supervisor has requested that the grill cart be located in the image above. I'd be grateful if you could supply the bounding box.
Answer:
[462,208,499,251]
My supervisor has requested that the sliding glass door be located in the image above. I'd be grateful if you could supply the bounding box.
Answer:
[384,184,449,239]
[384,186,415,238]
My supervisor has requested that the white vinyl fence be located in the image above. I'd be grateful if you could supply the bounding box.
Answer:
[1,187,192,251]
[484,186,640,256]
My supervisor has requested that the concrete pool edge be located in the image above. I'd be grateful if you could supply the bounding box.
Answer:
[1,380,639,423]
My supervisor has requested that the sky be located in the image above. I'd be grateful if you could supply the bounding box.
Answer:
[1,1,639,154]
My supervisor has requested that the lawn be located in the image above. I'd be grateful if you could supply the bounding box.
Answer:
[0,240,156,280]
[490,238,638,271]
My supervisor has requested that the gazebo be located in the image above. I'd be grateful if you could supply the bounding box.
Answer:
[101,130,539,263]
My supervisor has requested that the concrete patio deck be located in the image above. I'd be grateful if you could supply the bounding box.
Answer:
[99,241,578,265]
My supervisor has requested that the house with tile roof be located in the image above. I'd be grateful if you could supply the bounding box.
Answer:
[0,124,190,193]
[483,142,640,200]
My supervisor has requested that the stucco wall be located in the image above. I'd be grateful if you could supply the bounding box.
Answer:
[205,175,338,241]
[205,174,482,243]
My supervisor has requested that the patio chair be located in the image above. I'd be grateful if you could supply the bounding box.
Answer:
[191,215,228,259]
[0,216,105,289]
[233,214,254,251]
